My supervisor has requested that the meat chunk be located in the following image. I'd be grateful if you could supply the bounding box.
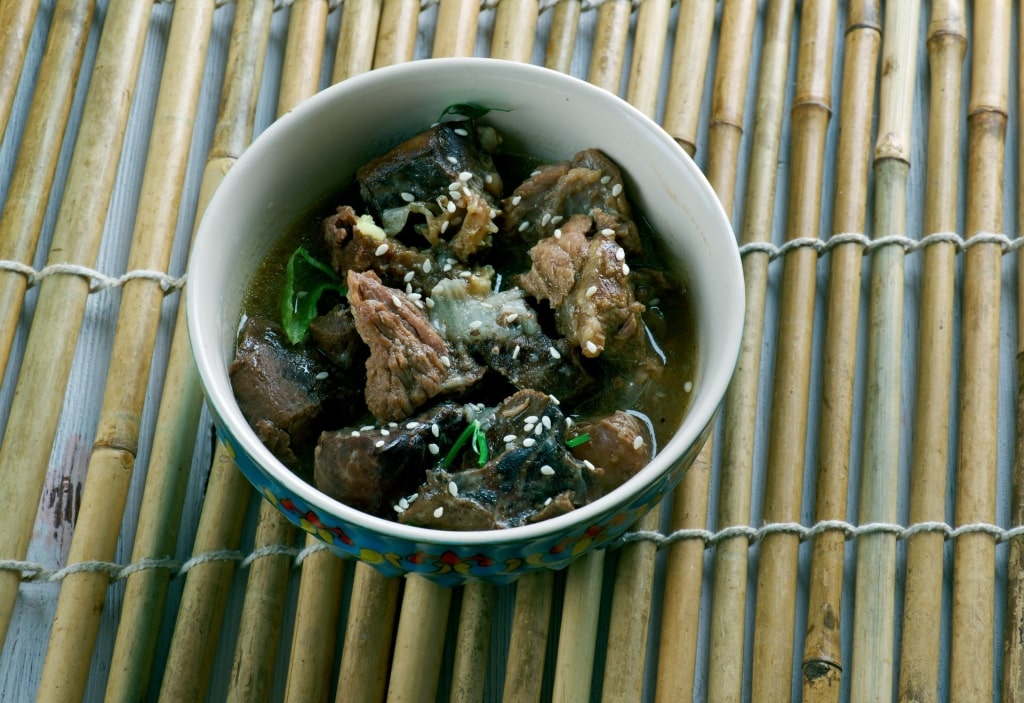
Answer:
[229,317,337,465]
[499,149,640,253]
[570,411,652,498]
[314,402,466,517]
[516,214,591,308]
[347,270,485,422]
[308,304,367,371]
[470,332,595,404]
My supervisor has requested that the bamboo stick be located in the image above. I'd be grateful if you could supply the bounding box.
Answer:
[448,581,494,703]
[0,0,95,382]
[336,564,401,703]
[661,0,716,155]
[550,549,604,701]
[333,0,383,82]
[386,576,454,702]
[373,0,420,67]
[898,4,964,701]
[847,3,920,701]
[599,511,657,701]
[35,1,256,698]
[799,3,880,701]
[951,2,1010,700]
[0,0,41,141]
[750,2,837,701]
[624,0,671,117]
[0,0,149,651]
[502,570,555,703]
[585,0,631,94]
[158,445,254,702]
[543,0,580,73]
[432,0,480,58]
[490,0,538,62]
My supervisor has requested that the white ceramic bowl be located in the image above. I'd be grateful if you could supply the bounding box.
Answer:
[187,57,744,585]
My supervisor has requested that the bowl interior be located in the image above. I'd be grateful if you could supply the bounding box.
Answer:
[187,58,743,547]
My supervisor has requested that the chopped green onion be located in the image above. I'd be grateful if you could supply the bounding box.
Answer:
[281,246,346,345]
[443,420,479,468]
[475,425,489,466]
[565,433,591,449]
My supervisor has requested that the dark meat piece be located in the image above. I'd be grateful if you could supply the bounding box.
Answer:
[230,317,338,466]
[309,304,367,371]
[315,402,465,517]
[347,270,486,422]
[470,332,595,405]
[499,149,641,253]
[401,390,591,529]
[357,123,502,217]
[323,204,479,293]
[570,411,652,499]
[395,469,499,530]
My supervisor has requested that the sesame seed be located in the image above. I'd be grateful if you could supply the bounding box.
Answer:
[524,423,535,433]
[360,425,375,432]
[503,434,517,443]
[600,175,611,184]
[375,243,389,256]
[389,422,398,428]
[402,271,415,283]
[428,443,440,455]
[585,285,598,297]
[540,465,555,476]
[549,346,561,359]
[459,171,473,182]
[394,504,405,513]
[459,271,472,279]
[585,340,598,355]
[534,425,543,436]
[553,229,562,239]
[454,127,470,136]
[425,297,435,308]
[399,497,410,510]
[512,344,520,359]
[391,295,402,307]
[544,497,553,506]
[523,437,536,447]
[565,416,573,427]
[440,355,451,367]
[511,195,522,206]
[375,440,386,448]
[542,416,552,429]
[633,435,644,450]
[549,394,560,405]
[616,247,625,261]
[622,263,630,275]
[601,228,615,236]
[408,292,422,301]
[422,259,432,273]
[432,423,440,437]
[315,370,329,380]
[405,283,413,294]
[612,183,623,197]
[518,221,529,232]
[530,169,542,177]
[684,380,693,393]
[443,262,453,272]
[525,415,539,423]
[507,312,519,323]
[583,459,595,471]
[350,430,361,437]
[406,421,420,429]
[469,320,483,330]
[485,174,494,183]
[433,506,445,519]
[449,181,461,192]
[448,481,459,497]
[380,429,390,436]
[440,220,450,234]
[447,156,458,164]
[541,213,551,226]
[408,493,418,503]
[400,192,415,202]
[447,200,457,213]
[551,215,563,225]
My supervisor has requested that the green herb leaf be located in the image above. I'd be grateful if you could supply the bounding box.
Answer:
[565,433,591,449]
[437,102,511,122]
[443,420,479,468]
[281,246,346,345]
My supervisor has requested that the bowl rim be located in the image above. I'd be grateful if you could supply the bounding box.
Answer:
[187,56,744,548]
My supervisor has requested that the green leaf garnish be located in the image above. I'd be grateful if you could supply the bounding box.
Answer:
[437,102,511,123]
[565,433,591,449]
[474,424,489,465]
[443,420,479,468]
[281,246,346,345]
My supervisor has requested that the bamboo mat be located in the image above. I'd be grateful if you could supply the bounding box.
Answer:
[0,1,1020,701]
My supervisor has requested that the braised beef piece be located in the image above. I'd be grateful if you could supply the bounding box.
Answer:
[356,122,502,218]
[469,332,595,405]
[323,204,477,293]
[570,410,652,499]
[400,390,591,529]
[314,402,466,517]
[308,304,367,371]
[516,214,591,307]
[347,269,486,422]
[499,148,641,253]
[230,317,346,466]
